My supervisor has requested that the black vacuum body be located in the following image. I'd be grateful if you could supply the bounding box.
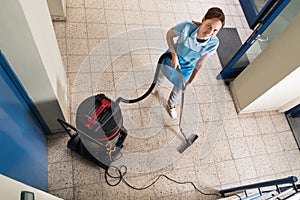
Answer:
[76,93,124,145]
[59,94,127,170]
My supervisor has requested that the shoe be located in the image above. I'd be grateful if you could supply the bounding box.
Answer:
[168,106,177,119]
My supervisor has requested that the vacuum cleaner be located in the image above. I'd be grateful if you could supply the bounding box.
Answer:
[57,52,198,170]
[57,94,127,170]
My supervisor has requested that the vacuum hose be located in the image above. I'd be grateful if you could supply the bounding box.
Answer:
[116,52,172,104]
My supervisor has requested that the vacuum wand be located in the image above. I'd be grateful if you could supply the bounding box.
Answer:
[176,68,199,154]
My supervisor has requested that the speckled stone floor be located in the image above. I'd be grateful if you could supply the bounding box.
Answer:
[48,0,300,199]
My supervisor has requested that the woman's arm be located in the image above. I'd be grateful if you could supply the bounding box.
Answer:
[166,27,180,69]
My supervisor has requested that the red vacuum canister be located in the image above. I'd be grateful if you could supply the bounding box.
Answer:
[57,93,127,169]
[76,94,123,143]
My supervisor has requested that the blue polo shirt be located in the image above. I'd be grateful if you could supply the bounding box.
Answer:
[161,21,219,88]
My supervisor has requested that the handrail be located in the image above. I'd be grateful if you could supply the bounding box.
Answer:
[219,176,298,197]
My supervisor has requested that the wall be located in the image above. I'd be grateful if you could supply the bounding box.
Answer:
[0,175,62,200]
[230,12,300,113]
[0,0,69,132]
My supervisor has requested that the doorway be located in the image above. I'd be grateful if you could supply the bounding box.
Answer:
[0,51,48,191]
[217,0,300,80]
[286,104,300,150]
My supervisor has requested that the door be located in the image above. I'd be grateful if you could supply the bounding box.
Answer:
[286,104,300,150]
[0,51,49,191]
[240,0,281,29]
[217,0,292,80]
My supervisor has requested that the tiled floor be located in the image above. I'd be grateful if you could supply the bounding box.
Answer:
[48,0,300,199]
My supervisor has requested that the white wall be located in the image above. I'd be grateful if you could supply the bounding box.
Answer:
[230,12,300,113]
[0,174,62,200]
[0,0,69,132]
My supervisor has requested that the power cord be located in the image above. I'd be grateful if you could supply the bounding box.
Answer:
[104,165,221,197]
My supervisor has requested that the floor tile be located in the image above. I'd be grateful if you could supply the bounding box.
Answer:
[252,154,274,177]
[256,115,277,134]
[66,0,84,8]
[220,101,239,120]
[262,133,284,154]
[67,55,90,73]
[234,157,257,181]
[85,0,104,9]
[48,133,72,163]
[285,149,300,171]
[89,55,112,72]
[269,152,291,174]
[48,188,74,200]
[105,9,125,24]
[48,161,73,191]
[74,183,103,200]
[239,117,260,136]
[122,0,140,11]
[66,38,89,55]
[279,131,299,151]
[66,22,87,39]
[104,0,123,10]
[223,118,244,139]
[66,7,86,22]
[228,137,250,159]
[245,135,267,156]
[271,114,291,132]
[53,21,66,38]
[140,0,157,12]
[87,23,108,38]
[216,160,239,185]
[85,8,106,23]
[57,38,67,55]
[210,139,233,162]
[195,163,221,187]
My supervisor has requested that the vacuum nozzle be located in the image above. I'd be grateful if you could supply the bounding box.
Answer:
[179,134,198,153]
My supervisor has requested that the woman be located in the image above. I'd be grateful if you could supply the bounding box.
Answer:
[156,7,225,118]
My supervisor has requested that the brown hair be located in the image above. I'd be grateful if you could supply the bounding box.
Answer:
[204,7,225,27]
[193,7,225,27]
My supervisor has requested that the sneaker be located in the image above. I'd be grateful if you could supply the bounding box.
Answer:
[168,106,177,119]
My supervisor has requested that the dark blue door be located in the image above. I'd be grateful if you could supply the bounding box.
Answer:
[240,0,279,29]
[286,104,300,150]
[217,0,291,80]
[0,51,48,191]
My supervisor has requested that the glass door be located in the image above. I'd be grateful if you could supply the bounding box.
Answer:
[286,104,300,150]
[217,0,293,80]
[240,0,280,29]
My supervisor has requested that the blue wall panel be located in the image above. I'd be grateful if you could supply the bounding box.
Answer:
[0,51,48,191]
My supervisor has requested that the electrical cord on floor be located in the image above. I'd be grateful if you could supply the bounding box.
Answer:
[104,165,221,197]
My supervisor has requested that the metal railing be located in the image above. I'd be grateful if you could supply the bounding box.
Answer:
[219,176,299,199]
